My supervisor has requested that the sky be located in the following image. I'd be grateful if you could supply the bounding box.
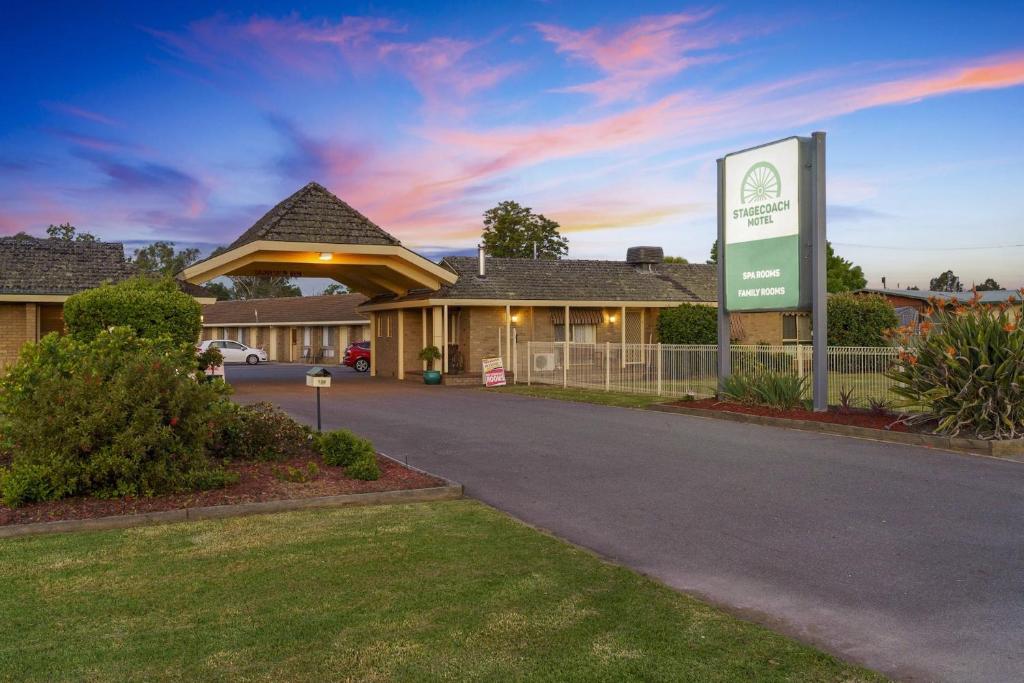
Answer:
[1,1,1023,291]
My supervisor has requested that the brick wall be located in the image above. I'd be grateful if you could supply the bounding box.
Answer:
[0,303,29,371]
[732,312,783,344]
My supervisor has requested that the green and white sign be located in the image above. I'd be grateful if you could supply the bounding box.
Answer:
[724,137,802,311]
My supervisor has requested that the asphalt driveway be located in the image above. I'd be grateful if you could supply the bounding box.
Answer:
[227,363,1024,682]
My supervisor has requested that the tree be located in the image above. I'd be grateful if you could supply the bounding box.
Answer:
[46,222,97,242]
[132,241,201,276]
[906,285,920,291]
[321,283,349,295]
[929,270,963,292]
[826,243,866,293]
[707,240,718,264]
[204,281,233,301]
[827,293,898,346]
[657,304,717,344]
[481,201,568,259]
[975,278,1001,291]
[63,276,202,348]
[662,256,689,264]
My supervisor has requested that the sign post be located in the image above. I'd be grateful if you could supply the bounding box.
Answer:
[305,366,332,432]
[717,132,828,411]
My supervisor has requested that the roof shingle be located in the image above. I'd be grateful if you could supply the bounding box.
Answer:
[227,182,401,251]
[0,236,136,295]
[366,257,717,305]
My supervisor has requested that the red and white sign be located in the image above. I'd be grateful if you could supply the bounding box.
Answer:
[482,357,506,387]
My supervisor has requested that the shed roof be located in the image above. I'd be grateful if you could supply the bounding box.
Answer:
[226,182,400,251]
[857,288,1021,304]
[202,293,369,325]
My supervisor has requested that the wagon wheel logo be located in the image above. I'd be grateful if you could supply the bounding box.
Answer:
[740,162,781,204]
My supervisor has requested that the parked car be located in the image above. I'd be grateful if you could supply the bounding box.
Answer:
[343,341,371,372]
[197,339,268,365]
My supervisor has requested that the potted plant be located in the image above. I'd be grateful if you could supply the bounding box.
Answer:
[418,345,442,385]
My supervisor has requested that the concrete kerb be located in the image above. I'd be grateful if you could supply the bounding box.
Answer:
[648,403,1024,463]
[0,458,463,540]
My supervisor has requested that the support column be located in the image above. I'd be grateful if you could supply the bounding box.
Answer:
[811,131,829,412]
[421,308,428,371]
[620,305,626,368]
[369,313,377,377]
[442,305,449,374]
[505,305,512,367]
[396,310,405,380]
[269,326,278,360]
[25,303,39,342]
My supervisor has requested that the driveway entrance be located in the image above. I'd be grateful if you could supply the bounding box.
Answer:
[228,364,1024,683]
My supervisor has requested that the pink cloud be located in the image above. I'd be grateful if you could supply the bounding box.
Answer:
[536,10,733,104]
[43,102,122,127]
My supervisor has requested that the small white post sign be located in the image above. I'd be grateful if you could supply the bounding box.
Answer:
[482,357,506,387]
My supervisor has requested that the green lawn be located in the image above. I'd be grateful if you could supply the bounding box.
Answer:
[0,501,882,682]
[495,384,667,409]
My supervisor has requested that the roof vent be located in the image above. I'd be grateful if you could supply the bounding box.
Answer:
[626,246,663,272]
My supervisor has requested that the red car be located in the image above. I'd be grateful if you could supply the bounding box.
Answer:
[343,341,371,372]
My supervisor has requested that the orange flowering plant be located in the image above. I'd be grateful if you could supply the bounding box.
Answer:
[886,291,1024,439]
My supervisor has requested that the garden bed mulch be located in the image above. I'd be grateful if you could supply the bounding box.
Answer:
[680,399,910,432]
[0,455,446,527]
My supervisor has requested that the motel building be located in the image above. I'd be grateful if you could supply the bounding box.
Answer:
[183,182,804,382]
[199,293,370,364]
[0,235,215,372]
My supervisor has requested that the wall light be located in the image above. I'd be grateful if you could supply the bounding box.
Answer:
[510,314,519,324]
[608,313,617,324]
[319,252,333,261]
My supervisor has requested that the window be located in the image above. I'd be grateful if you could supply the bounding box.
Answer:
[238,328,247,346]
[376,314,393,338]
[303,327,311,347]
[224,341,244,350]
[782,314,811,345]
[554,324,597,344]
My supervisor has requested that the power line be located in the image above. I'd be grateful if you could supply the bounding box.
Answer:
[832,242,1024,252]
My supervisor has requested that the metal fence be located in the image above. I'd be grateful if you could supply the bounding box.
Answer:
[517,342,903,408]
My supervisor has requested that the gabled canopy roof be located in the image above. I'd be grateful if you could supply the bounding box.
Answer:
[227,182,400,250]
[181,182,456,297]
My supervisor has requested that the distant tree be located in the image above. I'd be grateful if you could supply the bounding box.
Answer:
[132,241,201,277]
[228,276,301,300]
[204,281,233,301]
[707,240,718,264]
[826,243,866,293]
[321,283,349,295]
[662,256,689,264]
[929,270,963,292]
[481,201,568,259]
[906,285,921,291]
[46,222,97,242]
[975,277,1001,291]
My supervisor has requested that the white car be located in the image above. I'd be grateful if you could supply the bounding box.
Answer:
[197,339,269,365]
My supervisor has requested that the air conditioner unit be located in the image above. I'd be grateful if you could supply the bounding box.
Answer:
[533,352,556,372]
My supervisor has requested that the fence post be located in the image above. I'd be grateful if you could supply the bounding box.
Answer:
[562,341,568,388]
[656,343,662,396]
[527,341,532,386]
[796,344,805,380]
[605,341,610,392]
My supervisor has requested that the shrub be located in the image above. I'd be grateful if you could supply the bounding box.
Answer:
[657,304,717,345]
[720,372,807,411]
[887,292,1024,439]
[827,293,898,347]
[63,276,202,348]
[0,328,231,507]
[212,402,311,462]
[319,429,380,480]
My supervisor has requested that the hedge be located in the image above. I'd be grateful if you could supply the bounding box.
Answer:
[656,304,717,345]
[63,276,201,348]
[827,293,898,346]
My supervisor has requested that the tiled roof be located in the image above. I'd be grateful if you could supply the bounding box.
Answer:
[0,235,216,299]
[0,235,136,295]
[226,182,401,251]
[202,293,369,325]
[365,257,718,305]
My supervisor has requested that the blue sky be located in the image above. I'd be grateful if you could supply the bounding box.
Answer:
[2,1,1023,290]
